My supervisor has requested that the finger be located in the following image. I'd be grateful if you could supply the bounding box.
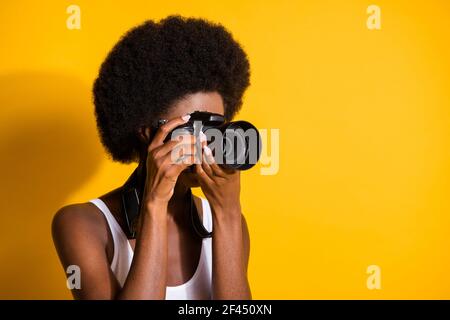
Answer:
[170,143,198,165]
[201,151,214,179]
[152,135,195,159]
[170,154,197,175]
[174,135,197,156]
[199,131,207,148]
[160,147,196,168]
[155,153,195,185]
[151,139,179,160]
[148,114,191,151]
[195,163,214,185]
[203,146,227,178]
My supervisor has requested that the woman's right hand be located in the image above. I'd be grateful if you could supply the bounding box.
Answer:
[143,114,196,206]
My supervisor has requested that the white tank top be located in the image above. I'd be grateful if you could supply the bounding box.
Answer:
[89,197,213,300]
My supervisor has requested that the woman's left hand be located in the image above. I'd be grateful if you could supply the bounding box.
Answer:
[195,137,251,300]
[195,144,242,220]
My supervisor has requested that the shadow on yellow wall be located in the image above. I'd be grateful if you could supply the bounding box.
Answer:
[0,72,103,299]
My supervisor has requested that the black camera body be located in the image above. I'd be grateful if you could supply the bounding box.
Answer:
[160,111,262,170]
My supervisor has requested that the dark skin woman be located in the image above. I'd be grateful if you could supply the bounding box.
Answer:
[52,16,252,300]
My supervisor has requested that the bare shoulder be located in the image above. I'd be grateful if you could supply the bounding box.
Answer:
[51,201,118,299]
[52,202,108,247]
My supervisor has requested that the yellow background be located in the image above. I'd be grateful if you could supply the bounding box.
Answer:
[0,0,449,299]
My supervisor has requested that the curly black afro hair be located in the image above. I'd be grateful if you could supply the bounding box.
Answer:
[93,15,251,163]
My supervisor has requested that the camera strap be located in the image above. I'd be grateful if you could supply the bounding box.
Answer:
[189,188,213,239]
[121,165,212,239]
[121,166,144,239]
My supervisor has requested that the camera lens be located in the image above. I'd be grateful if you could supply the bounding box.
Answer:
[219,121,261,170]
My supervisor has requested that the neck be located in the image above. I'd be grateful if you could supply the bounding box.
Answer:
[166,181,191,224]
[169,182,190,205]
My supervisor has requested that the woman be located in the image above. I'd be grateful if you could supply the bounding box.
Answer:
[52,15,251,300]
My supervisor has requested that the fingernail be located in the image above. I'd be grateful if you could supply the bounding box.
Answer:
[203,145,212,156]
[200,131,207,143]
[182,114,191,122]
[203,146,215,164]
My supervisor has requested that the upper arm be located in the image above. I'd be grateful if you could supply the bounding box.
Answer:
[241,214,252,298]
[52,204,119,299]
[241,214,250,273]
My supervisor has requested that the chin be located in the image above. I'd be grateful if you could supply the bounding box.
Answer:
[178,170,201,188]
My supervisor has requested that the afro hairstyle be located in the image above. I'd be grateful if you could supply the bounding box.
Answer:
[93,15,251,163]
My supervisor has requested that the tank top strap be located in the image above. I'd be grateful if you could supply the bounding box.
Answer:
[88,198,133,286]
[200,197,213,233]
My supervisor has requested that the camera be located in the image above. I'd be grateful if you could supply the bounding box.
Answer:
[158,111,262,170]
[121,111,261,239]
